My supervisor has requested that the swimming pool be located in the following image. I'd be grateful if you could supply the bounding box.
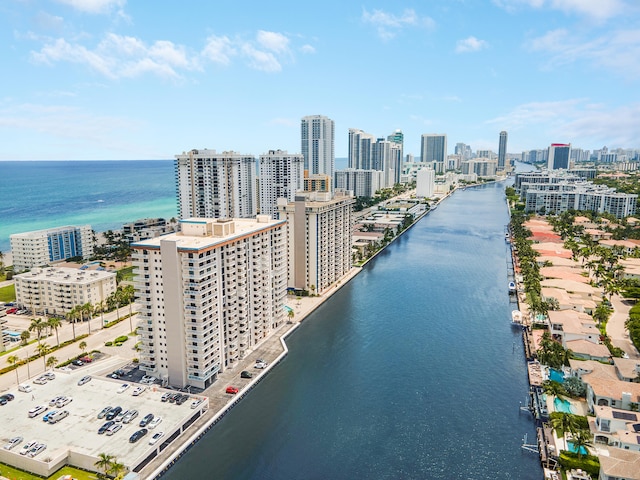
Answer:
[567,441,588,455]
[554,397,574,414]
[549,368,565,383]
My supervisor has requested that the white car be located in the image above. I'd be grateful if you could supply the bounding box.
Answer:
[191,399,203,409]
[77,375,91,386]
[132,386,147,396]
[4,436,23,450]
[28,405,47,418]
[28,443,46,457]
[254,361,268,369]
[149,431,165,445]
[117,384,130,393]
[147,416,162,429]
[49,395,64,407]
[20,441,37,455]
[33,376,48,385]
[105,423,122,436]
[56,396,72,407]
[18,384,32,393]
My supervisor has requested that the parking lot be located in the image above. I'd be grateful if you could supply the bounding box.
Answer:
[0,358,208,476]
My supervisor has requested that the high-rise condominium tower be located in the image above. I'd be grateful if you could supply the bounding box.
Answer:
[258,150,304,218]
[498,131,508,170]
[175,149,257,220]
[301,115,335,181]
[547,144,572,170]
[421,134,447,163]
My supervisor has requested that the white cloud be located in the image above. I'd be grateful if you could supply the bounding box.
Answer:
[493,0,627,20]
[455,36,488,53]
[527,28,640,78]
[487,99,640,147]
[54,0,127,15]
[362,8,435,40]
[241,44,281,72]
[31,34,201,80]
[202,35,237,65]
[300,44,316,54]
[256,31,290,53]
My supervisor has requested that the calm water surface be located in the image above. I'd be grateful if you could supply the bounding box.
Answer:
[163,179,542,480]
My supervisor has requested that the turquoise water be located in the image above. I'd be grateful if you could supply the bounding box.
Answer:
[0,160,177,253]
[554,397,574,414]
[567,441,588,455]
[549,368,565,383]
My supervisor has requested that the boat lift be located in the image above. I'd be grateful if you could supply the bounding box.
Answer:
[521,433,539,454]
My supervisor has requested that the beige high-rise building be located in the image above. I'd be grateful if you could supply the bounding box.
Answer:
[277,191,354,295]
[131,216,287,389]
[258,149,304,218]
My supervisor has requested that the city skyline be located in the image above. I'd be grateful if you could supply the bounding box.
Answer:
[1,1,639,161]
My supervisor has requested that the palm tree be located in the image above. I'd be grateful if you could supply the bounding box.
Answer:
[95,300,106,328]
[550,412,579,438]
[287,308,295,323]
[79,341,87,355]
[542,380,568,401]
[46,356,57,370]
[7,355,20,384]
[28,317,47,343]
[109,460,127,478]
[37,342,50,369]
[47,317,62,347]
[20,330,30,346]
[123,284,135,333]
[569,429,593,459]
[66,307,79,341]
[95,453,115,479]
[82,302,93,335]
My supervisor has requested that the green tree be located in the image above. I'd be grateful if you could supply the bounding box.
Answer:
[542,379,568,401]
[20,329,30,346]
[287,309,295,323]
[28,317,47,343]
[82,302,93,335]
[550,412,579,438]
[95,453,115,479]
[7,355,20,384]
[109,460,127,478]
[46,356,57,370]
[66,306,79,341]
[79,340,87,355]
[37,342,50,369]
[569,429,593,460]
[47,316,62,347]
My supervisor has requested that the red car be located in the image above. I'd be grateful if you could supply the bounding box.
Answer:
[6,308,17,314]
[225,386,239,394]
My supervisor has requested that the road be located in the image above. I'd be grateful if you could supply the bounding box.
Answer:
[608,293,639,360]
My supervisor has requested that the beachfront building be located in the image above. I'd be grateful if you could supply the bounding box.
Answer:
[301,115,335,182]
[416,168,435,198]
[131,216,287,390]
[14,266,116,316]
[461,158,498,178]
[335,168,384,198]
[348,128,376,169]
[10,225,94,272]
[175,149,257,220]
[122,218,178,243]
[258,150,304,218]
[277,191,354,295]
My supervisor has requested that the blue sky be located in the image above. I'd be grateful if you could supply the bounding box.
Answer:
[1,0,639,160]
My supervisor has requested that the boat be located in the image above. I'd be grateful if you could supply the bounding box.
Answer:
[511,310,523,326]
[508,281,516,294]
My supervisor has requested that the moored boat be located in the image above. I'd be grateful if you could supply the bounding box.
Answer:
[508,281,516,294]
[511,310,523,325]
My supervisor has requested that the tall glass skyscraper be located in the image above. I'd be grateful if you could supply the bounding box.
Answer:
[498,131,508,170]
[420,134,447,163]
[301,115,335,182]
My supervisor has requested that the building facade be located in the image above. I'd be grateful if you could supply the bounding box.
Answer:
[10,225,93,272]
[277,191,354,295]
[258,150,304,218]
[14,267,116,316]
[547,143,572,170]
[416,168,435,198]
[131,217,287,389]
[175,149,257,220]
[301,115,335,182]
[421,134,447,164]
[335,169,384,198]
[498,131,508,170]
[348,128,375,170]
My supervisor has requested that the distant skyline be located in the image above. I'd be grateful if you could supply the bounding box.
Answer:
[1,0,639,160]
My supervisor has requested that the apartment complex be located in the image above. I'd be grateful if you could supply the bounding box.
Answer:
[131,217,287,390]
[303,172,331,193]
[301,115,335,182]
[335,168,384,198]
[258,150,304,218]
[175,149,257,220]
[548,143,572,170]
[14,267,116,316]
[420,134,448,165]
[416,168,435,198]
[345,128,402,189]
[277,191,354,295]
[498,131,508,170]
[10,225,93,272]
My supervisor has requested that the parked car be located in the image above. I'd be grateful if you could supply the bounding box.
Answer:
[79,356,93,363]
[20,441,37,455]
[18,384,33,393]
[28,405,47,417]
[161,392,171,402]
[0,393,14,401]
[168,393,180,403]
[147,416,162,429]
[77,375,91,386]
[98,421,115,434]
[105,406,122,421]
[56,396,72,407]
[175,394,188,405]
[49,410,69,424]
[33,376,48,385]
[110,369,125,379]
[6,307,17,314]
[226,386,239,394]
[123,409,139,424]
[129,429,148,443]
[191,398,203,409]
[149,431,165,445]
[72,360,84,366]
[254,361,268,369]
[241,370,253,379]
[49,396,64,407]
[115,409,129,423]
[139,413,154,427]
[28,443,46,457]
[42,410,58,422]
[132,386,146,396]
[3,436,23,450]
[105,423,122,436]
[117,384,130,394]
[0,397,7,406]
[42,371,55,380]
[98,406,112,419]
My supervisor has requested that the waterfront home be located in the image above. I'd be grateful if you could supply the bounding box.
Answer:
[540,279,602,302]
[548,310,600,347]
[537,255,581,268]
[611,358,640,382]
[532,242,574,259]
[591,405,640,453]
[619,258,640,281]
[569,360,640,413]
[541,287,596,314]
[565,339,611,362]
[583,228,613,242]
[597,443,640,480]
[540,266,590,284]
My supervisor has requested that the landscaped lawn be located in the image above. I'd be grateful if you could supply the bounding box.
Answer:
[0,462,98,480]
[118,265,135,281]
[0,283,16,302]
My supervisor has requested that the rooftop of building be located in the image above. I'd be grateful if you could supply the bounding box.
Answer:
[10,225,92,239]
[14,266,115,284]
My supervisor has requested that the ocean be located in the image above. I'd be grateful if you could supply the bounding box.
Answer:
[0,160,178,253]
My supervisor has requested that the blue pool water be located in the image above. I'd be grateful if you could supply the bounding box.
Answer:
[567,441,588,455]
[549,368,565,383]
[554,397,574,414]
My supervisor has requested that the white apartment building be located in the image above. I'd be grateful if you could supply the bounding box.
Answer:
[301,115,335,181]
[277,191,354,295]
[416,168,435,198]
[10,225,93,272]
[14,267,116,316]
[258,149,304,218]
[175,149,257,220]
[131,216,287,390]
[335,169,384,198]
